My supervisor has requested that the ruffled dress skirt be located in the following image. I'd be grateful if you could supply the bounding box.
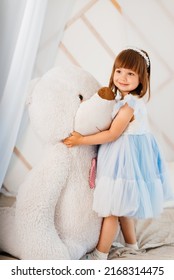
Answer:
[93,133,173,219]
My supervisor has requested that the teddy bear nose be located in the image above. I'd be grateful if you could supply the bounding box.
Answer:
[78,94,83,101]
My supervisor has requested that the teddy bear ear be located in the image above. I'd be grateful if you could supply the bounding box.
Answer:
[25,78,40,105]
[98,87,115,100]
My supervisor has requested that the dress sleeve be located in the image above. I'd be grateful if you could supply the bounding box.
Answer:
[112,94,137,119]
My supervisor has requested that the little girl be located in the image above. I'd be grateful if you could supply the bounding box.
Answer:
[63,48,173,260]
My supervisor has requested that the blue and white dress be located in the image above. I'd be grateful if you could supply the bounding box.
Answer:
[93,94,173,219]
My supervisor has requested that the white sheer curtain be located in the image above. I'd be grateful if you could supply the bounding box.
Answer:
[0,0,48,189]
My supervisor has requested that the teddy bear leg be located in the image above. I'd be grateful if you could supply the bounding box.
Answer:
[14,146,71,259]
[15,209,71,259]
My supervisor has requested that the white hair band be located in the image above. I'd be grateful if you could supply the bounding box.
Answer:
[126,47,150,67]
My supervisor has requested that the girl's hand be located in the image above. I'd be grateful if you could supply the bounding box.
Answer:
[63,131,83,147]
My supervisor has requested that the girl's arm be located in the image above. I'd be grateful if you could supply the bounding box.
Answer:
[63,103,134,147]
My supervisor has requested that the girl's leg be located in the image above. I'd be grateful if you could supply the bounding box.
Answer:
[97,215,119,253]
[119,216,138,249]
[81,215,119,259]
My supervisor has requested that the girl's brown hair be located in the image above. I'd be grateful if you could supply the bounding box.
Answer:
[109,49,151,100]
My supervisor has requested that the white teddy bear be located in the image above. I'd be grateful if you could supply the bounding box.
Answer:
[0,65,115,259]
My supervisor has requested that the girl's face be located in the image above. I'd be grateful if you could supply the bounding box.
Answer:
[113,68,139,96]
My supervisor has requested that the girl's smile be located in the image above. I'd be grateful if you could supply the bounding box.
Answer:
[113,68,139,96]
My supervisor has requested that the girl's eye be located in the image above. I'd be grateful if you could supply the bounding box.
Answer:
[128,72,135,76]
[78,94,83,101]
[115,69,121,73]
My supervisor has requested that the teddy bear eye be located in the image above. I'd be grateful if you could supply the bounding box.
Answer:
[78,94,83,101]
